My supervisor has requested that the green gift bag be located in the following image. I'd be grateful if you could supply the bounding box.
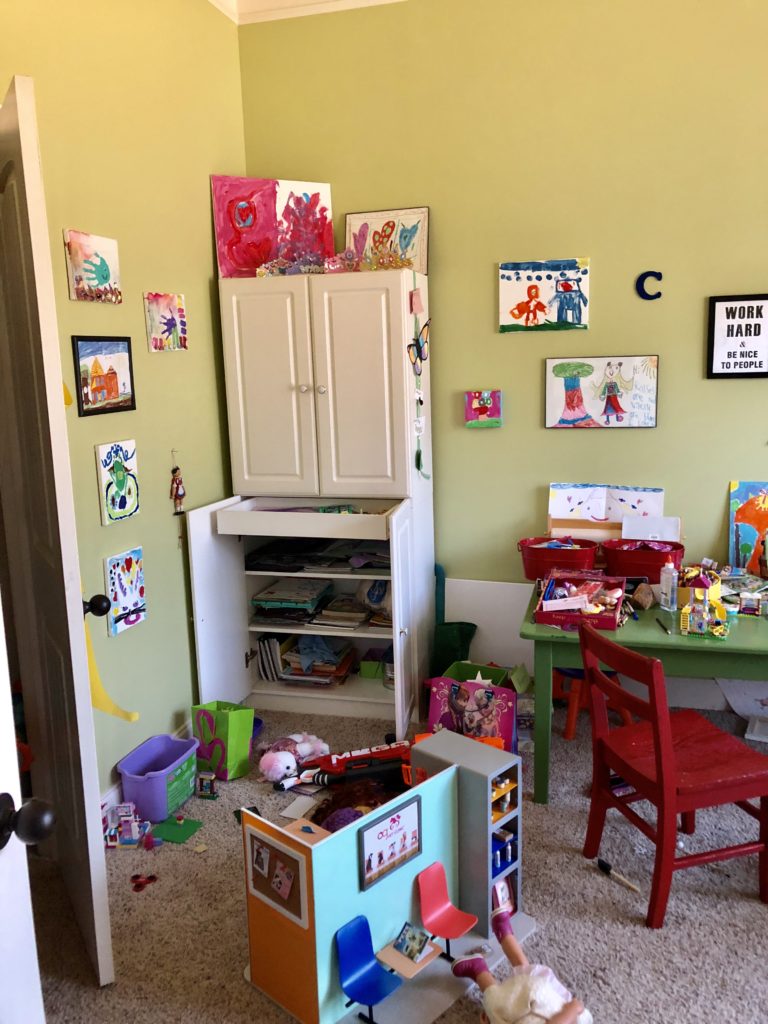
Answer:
[191,700,254,781]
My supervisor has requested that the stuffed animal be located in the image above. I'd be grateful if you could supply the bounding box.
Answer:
[257,733,329,783]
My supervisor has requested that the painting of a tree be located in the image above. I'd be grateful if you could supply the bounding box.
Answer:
[549,361,601,427]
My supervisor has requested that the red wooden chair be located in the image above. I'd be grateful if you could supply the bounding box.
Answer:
[578,622,768,928]
[416,861,477,959]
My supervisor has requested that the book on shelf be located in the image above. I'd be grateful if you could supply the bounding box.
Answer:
[252,634,297,682]
[251,578,333,610]
[392,921,432,962]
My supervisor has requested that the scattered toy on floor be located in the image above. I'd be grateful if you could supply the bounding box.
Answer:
[196,770,218,800]
[596,857,640,894]
[130,873,158,893]
[257,732,330,783]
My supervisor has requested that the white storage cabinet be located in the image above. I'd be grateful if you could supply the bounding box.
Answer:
[188,271,434,739]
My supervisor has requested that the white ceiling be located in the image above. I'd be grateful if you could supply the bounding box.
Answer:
[208,0,406,25]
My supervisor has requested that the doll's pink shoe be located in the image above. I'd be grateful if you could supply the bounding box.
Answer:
[451,954,489,982]
[490,906,514,944]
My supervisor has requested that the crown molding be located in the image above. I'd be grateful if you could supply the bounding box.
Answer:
[209,0,406,25]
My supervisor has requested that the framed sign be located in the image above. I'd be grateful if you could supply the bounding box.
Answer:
[707,294,768,378]
[358,794,421,891]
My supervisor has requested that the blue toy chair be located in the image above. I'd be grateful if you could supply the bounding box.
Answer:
[335,915,403,1024]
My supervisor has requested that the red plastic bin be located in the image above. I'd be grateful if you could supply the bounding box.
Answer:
[600,540,685,584]
[518,536,598,581]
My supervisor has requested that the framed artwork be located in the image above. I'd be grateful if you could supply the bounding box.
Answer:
[63,229,122,303]
[73,336,135,417]
[345,207,429,273]
[245,825,308,928]
[144,292,188,351]
[707,295,768,378]
[544,355,658,429]
[358,794,421,891]
[95,440,139,525]
[464,389,502,428]
[103,546,146,637]
[211,175,334,277]
[499,259,589,332]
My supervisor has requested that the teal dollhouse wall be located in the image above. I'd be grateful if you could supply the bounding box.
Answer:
[311,767,458,1024]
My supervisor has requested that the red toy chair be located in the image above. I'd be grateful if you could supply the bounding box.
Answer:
[579,622,768,928]
[552,667,633,740]
[416,860,477,959]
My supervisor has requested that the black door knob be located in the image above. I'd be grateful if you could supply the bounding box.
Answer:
[82,593,111,617]
[0,793,56,851]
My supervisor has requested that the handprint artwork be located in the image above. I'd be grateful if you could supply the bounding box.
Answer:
[64,229,122,303]
[144,292,188,351]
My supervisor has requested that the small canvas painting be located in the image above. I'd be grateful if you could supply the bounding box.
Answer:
[545,356,658,428]
[345,207,429,273]
[211,175,334,277]
[144,292,188,352]
[499,259,589,332]
[104,547,146,637]
[95,440,139,525]
[464,389,502,428]
[729,481,768,570]
[63,229,122,303]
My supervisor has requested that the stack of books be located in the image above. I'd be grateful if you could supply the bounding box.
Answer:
[250,579,332,626]
[279,637,355,687]
[312,595,370,629]
[251,634,297,681]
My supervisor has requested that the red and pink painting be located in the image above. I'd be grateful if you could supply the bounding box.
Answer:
[211,175,334,277]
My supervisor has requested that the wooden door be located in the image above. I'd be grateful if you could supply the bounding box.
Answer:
[389,501,416,739]
[310,272,409,498]
[220,276,319,496]
[0,75,114,986]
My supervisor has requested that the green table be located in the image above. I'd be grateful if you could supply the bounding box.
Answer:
[519,590,768,804]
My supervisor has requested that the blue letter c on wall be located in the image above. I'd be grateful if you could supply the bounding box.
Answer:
[636,271,663,300]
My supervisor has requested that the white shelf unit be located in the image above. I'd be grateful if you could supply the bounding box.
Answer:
[188,271,434,738]
[411,730,527,939]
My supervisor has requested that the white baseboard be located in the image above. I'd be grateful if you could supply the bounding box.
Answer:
[444,578,728,710]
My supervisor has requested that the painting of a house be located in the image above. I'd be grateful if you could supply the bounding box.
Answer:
[72,336,135,417]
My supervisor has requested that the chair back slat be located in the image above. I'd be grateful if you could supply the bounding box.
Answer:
[579,623,675,792]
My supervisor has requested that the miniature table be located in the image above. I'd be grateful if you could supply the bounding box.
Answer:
[520,590,768,804]
[376,939,443,979]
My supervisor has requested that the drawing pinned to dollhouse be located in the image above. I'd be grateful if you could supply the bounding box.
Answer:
[464,389,502,428]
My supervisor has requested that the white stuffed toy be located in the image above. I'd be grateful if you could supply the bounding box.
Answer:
[257,732,329,783]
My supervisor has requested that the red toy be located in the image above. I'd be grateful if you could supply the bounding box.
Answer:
[275,740,412,791]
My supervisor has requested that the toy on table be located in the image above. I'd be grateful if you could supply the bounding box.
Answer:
[738,591,763,617]
[679,570,728,638]
[257,732,330,783]
[451,902,592,1024]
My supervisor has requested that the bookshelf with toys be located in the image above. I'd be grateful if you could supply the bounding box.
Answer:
[410,730,531,939]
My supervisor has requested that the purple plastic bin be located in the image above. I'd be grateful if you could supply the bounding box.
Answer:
[117,734,199,823]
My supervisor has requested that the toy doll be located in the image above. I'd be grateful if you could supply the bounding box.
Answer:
[169,465,186,515]
[452,905,592,1024]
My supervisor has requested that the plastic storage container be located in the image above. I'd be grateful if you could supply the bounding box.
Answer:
[117,734,199,822]
[442,660,509,688]
[601,540,685,584]
[517,537,598,581]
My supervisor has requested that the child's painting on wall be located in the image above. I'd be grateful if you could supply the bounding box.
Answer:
[63,229,122,303]
[499,258,589,332]
[464,389,502,428]
[545,355,658,428]
[144,292,187,352]
[104,546,146,637]
[72,336,135,417]
[211,175,334,277]
[95,440,139,525]
[729,480,768,571]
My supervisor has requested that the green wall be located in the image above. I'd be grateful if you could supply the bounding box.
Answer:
[0,0,244,790]
[238,0,768,580]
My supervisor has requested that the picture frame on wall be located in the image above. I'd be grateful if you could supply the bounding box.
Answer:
[707,294,768,379]
[358,794,422,891]
[345,207,429,273]
[72,335,135,417]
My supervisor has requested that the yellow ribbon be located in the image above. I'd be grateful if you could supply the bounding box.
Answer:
[84,617,139,722]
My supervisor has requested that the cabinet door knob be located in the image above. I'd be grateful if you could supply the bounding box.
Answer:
[317,385,328,395]
[299,385,309,393]
[399,627,409,638]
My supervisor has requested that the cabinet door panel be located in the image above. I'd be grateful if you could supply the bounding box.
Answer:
[221,277,319,495]
[390,500,416,739]
[311,274,408,497]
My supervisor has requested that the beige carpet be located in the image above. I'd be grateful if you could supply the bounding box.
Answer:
[31,708,767,1024]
